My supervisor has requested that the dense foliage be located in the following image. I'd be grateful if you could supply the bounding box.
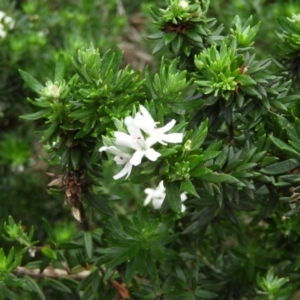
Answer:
[2,0,300,299]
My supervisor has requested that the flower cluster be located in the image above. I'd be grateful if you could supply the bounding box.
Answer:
[100,105,183,180]
[144,180,187,212]
[0,11,15,39]
[42,80,64,99]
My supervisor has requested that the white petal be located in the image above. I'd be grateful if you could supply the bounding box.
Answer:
[180,192,188,202]
[113,162,133,180]
[144,187,155,195]
[0,29,6,38]
[181,203,186,213]
[152,198,164,209]
[145,135,158,147]
[161,133,183,144]
[99,145,113,153]
[0,12,5,22]
[4,16,15,29]
[157,181,165,192]
[124,116,134,126]
[140,105,155,124]
[130,150,144,166]
[158,119,176,134]
[100,145,131,158]
[145,148,161,161]
[115,132,139,150]
[125,116,143,139]
[144,194,153,206]
[114,154,131,165]
[134,112,155,136]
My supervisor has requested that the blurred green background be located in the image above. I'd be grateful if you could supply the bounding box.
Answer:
[1,0,299,252]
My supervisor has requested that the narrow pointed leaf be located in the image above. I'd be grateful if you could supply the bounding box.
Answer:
[19,70,44,94]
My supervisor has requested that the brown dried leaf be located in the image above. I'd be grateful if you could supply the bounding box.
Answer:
[111,280,130,299]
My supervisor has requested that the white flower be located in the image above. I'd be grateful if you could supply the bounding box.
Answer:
[179,1,189,9]
[0,24,6,38]
[0,11,5,22]
[42,81,63,99]
[144,180,166,209]
[100,105,184,180]
[114,116,161,166]
[0,11,15,39]
[4,15,15,29]
[134,105,183,145]
[180,192,188,212]
[144,180,187,212]
[99,146,133,180]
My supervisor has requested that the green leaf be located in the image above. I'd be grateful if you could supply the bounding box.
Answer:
[188,155,204,170]
[240,86,261,98]
[190,167,213,178]
[191,126,208,150]
[84,190,113,216]
[270,99,288,112]
[54,53,65,83]
[44,278,72,293]
[236,74,256,86]
[169,99,204,109]
[181,180,199,198]
[261,159,299,175]
[41,247,57,260]
[105,251,129,269]
[135,248,146,274]
[3,286,18,300]
[84,231,94,260]
[164,32,178,45]
[24,275,46,300]
[91,269,100,293]
[41,218,57,243]
[19,70,44,94]
[195,288,218,298]
[165,181,182,213]
[183,207,216,234]
[70,147,81,169]
[40,121,59,142]
[171,35,183,55]
[57,242,82,249]
[69,107,96,120]
[125,259,136,283]
[270,136,300,160]
[152,38,165,55]
[186,30,203,43]
[201,151,221,162]
[200,173,235,183]
[235,162,257,172]
[6,247,15,268]
[20,109,51,121]
[60,278,79,290]
[148,32,164,40]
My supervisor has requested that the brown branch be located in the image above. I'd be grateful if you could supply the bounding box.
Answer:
[13,266,130,299]
[13,266,91,280]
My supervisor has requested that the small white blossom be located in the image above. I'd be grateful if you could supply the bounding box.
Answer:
[99,146,133,179]
[0,24,6,38]
[134,105,183,145]
[42,81,63,99]
[144,180,187,212]
[114,116,161,166]
[100,105,183,180]
[144,180,166,209]
[0,11,15,39]
[0,11,5,22]
[4,15,15,29]
[179,1,189,9]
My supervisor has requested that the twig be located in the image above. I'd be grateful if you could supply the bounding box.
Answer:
[13,266,91,280]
